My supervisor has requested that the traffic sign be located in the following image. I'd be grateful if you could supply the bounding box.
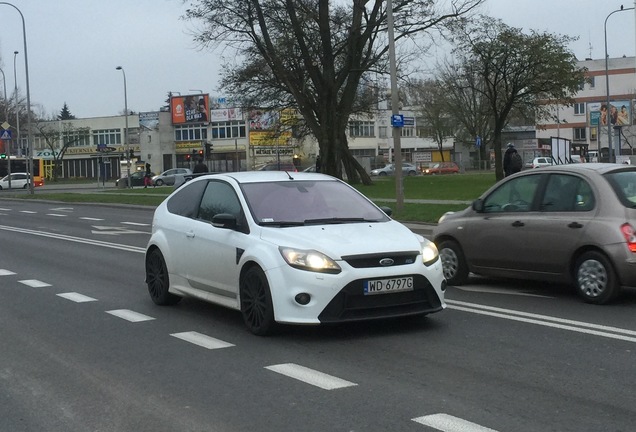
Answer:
[391,114,404,128]
[0,129,12,140]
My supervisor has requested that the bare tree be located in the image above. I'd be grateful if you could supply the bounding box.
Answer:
[184,0,484,184]
[34,121,90,181]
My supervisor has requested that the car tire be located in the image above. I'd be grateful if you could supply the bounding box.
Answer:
[574,251,620,304]
[408,170,416,176]
[240,266,276,336]
[155,179,164,186]
[379,172,387,176]
[438,239,469,286]
[146,248,181,306]
[23,184,28,189]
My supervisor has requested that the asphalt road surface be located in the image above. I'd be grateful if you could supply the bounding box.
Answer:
[1,199,635,432]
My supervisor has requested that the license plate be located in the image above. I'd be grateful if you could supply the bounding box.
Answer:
[363,277,413,295]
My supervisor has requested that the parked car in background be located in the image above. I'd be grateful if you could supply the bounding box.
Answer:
[145,171,446,335]
[257,162,298,172]
[433,163,636,305]
[532,157,554,168]
[0,172,37,190]
[422,162,460,175]
[370,163,418,176]
[116,170,155,187]
[152,168,193,186]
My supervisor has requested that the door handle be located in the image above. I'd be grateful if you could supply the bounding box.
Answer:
[186,230,195,238]
[568,222,583,229]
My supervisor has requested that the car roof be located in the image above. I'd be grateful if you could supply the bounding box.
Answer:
[525,162,634,175]
[186,171,338,185]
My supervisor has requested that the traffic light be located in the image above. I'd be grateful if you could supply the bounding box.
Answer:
[198,149,204,159]
[185,154,191,161]
[204,143,212,160]
[0,153,5,159]
[129,149,134,159]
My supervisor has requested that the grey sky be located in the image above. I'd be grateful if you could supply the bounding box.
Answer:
[0,0,634,120]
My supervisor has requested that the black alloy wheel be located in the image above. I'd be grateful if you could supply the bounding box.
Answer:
[146,249,181,305]
[240,267,276,336]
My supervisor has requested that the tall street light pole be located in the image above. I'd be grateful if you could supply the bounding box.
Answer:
[0,66,6,188]
[605,5,634,163]
[0,2,33,194]
[116,66,131,188]
[12,51,19,188]
[387,0,404,211]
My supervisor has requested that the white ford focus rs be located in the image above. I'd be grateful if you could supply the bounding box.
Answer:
[145,171,446,335]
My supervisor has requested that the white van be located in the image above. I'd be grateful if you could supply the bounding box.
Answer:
[588,151,599,163]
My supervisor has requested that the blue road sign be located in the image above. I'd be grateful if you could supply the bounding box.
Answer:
[0,129,12,140]
[391,114,404,128]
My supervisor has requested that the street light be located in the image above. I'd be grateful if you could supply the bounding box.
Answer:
[604,5,634,163]
[387,0,404,211]
[0,2,34,194]
[115,66,131,188]
[9,50,19,189]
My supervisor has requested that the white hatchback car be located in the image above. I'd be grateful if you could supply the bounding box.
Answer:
[532,157,554,169]
[145,171,446,335]
[0,172,31,189]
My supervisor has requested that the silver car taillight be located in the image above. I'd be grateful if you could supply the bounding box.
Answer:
[620,223,636,253]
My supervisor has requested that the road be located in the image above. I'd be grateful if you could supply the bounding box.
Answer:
[1,199,635,432]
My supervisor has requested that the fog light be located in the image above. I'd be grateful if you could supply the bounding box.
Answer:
[441,280,447,292]
[295,293,311,305]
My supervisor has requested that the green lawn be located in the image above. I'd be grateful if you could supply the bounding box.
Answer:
[11,172,498,223]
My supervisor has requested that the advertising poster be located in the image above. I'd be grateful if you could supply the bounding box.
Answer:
[588,100,631,127]
[171,94,210,124]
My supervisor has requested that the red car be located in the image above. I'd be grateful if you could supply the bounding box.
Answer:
[422,162,459,175]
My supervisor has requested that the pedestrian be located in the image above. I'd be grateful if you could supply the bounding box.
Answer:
[144,163,153,188]
[315,155,321,173]
[503,143,522,177]
[193,158,209,173]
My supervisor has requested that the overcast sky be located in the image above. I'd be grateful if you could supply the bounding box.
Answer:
[0,0,635,120]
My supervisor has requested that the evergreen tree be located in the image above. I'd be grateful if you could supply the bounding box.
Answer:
[58,102,76,120]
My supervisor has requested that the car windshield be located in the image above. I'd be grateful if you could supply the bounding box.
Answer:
[242,180,390,226]
[606,170,636,207]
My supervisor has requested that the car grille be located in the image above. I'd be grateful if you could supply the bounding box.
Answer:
[317,275,442,323]
[341,252,419,268]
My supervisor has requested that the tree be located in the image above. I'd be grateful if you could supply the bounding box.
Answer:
[185,0,484,184]
[58,102,76,120]
[450,17,586,180]
[34,121,90,181]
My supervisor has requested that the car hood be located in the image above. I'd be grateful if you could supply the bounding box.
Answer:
[259,220,423,258]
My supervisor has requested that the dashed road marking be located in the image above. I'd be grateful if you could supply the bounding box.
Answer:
[106,309,155,322]
[170,331,235,349]
[19,210,36,214]
[412,413,498,432]
[265,363,357,390]
[79,217,104,221]
[121,221,150,226]
[19,279,51,288]
[57,292,98,303]
[0,269,17,276]
[46,214,68,217]
[0,208,12,211]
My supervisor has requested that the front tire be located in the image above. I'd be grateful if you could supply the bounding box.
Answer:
[146,249,181,305]
[575,251,620,304]
[155,179,164,186]
[240,267,276,336]
[438,239,469,286]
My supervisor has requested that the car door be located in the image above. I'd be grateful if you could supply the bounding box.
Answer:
[461,174,542,272]
[182,180,250,300]
[515,173,596,276]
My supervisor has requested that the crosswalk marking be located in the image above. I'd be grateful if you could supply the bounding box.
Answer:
[0,269,17,276]
[106,309,155,322]
[412,414,498,432]
[57,292,98,303]
[170,331,235,349]
[19,279,51,288]
[265,363,357,390]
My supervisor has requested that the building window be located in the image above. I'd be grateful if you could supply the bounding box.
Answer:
[574,103,585,115]
[574,127,586,141]
[379,126,387,139]
[174,125,208,141]
[589,76,595,88]
[590,127,597,141]
[400,127,415,137]
[211,121,246,140]
[349,121,374,137]
[93,129,121,146]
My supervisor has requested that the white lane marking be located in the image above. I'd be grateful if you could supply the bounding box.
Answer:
[57,292,98,303]
[50,207,74,212]
[0,224,145,253]
[79,217,104,221]
[106,309,155,322]
[454,286,552,298]
[0,269,17,276]
[19,210,36,214]
[447,300,636,343]
[413,413,498,432]
[170,331,235,349]
[91,226,149,235]
[121,221,150,226]
[0,207,12,211]
[46,214,68,217]
[19,280,51,288]
[265,363,357,390]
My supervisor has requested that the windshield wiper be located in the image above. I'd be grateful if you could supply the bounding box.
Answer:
[259,220,305,227]
[304,217,373,225]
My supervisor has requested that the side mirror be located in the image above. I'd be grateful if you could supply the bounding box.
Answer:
[472,199,484,212]
[212,213,238,229]
[379,206,393,217]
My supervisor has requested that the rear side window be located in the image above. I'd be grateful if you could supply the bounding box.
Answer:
[540,174,595,212]
[606,170,636,207]
[166,180,207,218]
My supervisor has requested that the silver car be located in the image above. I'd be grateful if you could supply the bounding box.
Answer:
[370,163,418,176]
[152,168,193,186]
[433,163,636,304]
[0,172,31,189]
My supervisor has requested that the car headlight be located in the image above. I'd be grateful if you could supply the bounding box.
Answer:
[421,240,439,266]
[438,211,455,224]
[279,247,342,274]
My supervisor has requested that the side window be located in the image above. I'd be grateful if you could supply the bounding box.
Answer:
[198,181,242,223]
[540,174,594,212]
[166,180,207,218]
[483,175,541,213]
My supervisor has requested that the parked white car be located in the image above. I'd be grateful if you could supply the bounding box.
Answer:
[152,168,193,186]
[145,171,446,335]
[532,157,554,169]
[0,172,31,189]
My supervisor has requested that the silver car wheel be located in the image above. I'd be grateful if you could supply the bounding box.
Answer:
[576,259,608,298]
[440,247,459,280]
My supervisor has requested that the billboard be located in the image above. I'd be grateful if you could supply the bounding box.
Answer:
[171,94,210,124]
[588,100,631,127]
[210,107,243,122]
